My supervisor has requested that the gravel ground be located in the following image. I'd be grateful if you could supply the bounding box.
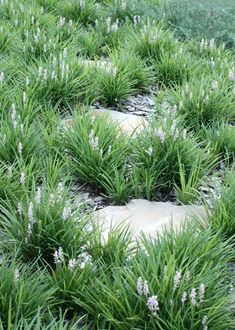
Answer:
[92,87,157,118]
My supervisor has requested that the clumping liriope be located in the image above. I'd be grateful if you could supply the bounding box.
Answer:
[0,0,234,328]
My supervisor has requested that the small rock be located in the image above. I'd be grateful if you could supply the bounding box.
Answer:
[74,192,94,206]
[125,106,135,111]
[148,99,155,106]
[94,196,105,203]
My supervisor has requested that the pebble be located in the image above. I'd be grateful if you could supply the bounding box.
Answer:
[93,196,105,203]
[121,91,156,118]
[198,170,224,207]
[70,183,109,211]
[92,88,156,118]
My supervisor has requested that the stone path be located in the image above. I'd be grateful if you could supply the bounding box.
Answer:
[91,87,157,118]
[121,91,156,117]
[91,107,148,135]
[94,199,206,239]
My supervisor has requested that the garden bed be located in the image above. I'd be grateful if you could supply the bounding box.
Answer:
[0,0,234,328]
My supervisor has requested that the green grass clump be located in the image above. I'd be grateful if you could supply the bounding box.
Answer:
[111,48,154,90]
[152,48,197,88]
[0,161,31,204]
[76,225,233,329]
[0,184,91,266]
[0,25,12,53]
[76,27,106,58]
[199,121,235,160]
[209,171,235,241]
[28,56,89,107]
[0,111,41,166]
[130,115,214,201]
[62,111,129,198]
[0,257,53,328]
[8,310,86,330]
[158,0,235,49]
[35,0,58,10]
[94,63,137,105]
[51,225,134,319]
[166,77,235,129]
[58,0,99,26]
[127,23,176,62]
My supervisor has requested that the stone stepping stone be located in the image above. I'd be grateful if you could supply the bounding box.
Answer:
[62,108,148,136]
[94,199,206,239]
[91,108,148,136]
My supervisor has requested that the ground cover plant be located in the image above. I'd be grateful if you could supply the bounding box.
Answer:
[0,0,234,328]
[157,0,235,49]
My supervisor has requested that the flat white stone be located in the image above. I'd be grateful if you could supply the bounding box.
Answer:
[62,109,147,136]
[94,199,206,239]
[92,108,147,136]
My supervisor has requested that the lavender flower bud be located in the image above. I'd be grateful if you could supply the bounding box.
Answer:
[190,288,197,306]
[54,247,64,265]
[147,295,159,313]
